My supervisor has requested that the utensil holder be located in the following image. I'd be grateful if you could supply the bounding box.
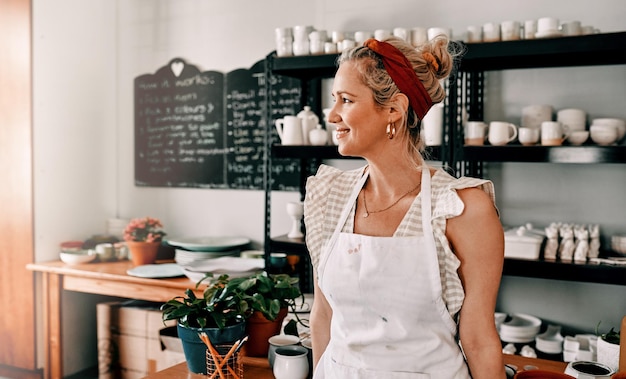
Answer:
[206,344,244,379]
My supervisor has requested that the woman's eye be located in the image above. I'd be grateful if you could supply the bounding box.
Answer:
[341,97,352,103]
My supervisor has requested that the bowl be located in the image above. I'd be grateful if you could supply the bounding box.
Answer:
[60,249,97,265]
[567,131,589,146]
[592,118,625,141]
[611,235,626,255]
[590,125,618,145]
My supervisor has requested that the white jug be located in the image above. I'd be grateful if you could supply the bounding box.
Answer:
[297,106,319,145]
[275,116,304,145]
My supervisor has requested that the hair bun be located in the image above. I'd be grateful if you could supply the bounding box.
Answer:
[422,51,442,75]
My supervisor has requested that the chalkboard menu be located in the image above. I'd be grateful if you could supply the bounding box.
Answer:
[134,58,303,190]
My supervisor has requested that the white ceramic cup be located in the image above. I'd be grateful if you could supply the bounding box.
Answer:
[268,335,300,369]
[422,103,443,146]
[561,20,582,36]
[501,20,521,41]
[393,27,409,41]
[523,20,537,39]
[354,31,372,44]
[273,345,309,379]
[518,127,540,146]
[488,121,518,146]
[467,25,483,43]
[324,42,338,54]
[541,121,569,146]
[427,27,451,40]
[275,116,304,145]
[465,121,488,145]
[557,108,587,132]
[482,22,501,42]
[374,29,391,41]
[521,104,553,129]
[537,17,559,34]
[410,27,428,46]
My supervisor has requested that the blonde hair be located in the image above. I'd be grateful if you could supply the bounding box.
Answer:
[338,35,461,168]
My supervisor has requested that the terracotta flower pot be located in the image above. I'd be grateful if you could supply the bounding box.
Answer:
[245,308,289,357]
[126,241,161,266]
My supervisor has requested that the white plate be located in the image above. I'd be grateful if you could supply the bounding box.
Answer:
[126,263,185,278]
[166,236,250,252]
[184,256,264,273]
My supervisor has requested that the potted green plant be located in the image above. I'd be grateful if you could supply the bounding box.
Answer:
[160,274,247,374]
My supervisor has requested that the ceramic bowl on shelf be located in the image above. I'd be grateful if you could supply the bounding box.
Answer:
[611,235,626,255]
[60,249,97,265]
[590,124,618,145]
[567,131,589,146]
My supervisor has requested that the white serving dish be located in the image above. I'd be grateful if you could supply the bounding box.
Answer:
[59,249,97,265]
[504,225,545,259]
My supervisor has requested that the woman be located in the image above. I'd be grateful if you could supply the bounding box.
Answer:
[303,35,505,378]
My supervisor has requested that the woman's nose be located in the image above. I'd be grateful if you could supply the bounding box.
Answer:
[327,104,341,123]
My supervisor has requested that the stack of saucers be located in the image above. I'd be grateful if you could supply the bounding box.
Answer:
[174,248,240,267]
[499,313,542,343]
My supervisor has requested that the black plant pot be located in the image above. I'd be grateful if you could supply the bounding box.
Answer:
[177,321,246,374]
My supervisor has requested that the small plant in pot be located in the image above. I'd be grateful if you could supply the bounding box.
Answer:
[160,274,248,374]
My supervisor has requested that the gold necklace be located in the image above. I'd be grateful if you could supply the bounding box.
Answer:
[362,181,421,218]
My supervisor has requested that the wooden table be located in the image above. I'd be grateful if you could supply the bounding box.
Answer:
[144,352,567,378]
[27,260,205,379]
[145,356,273,378]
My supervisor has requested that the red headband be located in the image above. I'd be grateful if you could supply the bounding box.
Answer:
[363,38,432,120]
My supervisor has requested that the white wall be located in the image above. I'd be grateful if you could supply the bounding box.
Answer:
[33,0,625,375]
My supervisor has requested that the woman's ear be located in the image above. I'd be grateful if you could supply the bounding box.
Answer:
[389,92,409,122]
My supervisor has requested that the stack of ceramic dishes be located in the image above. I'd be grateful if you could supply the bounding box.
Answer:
[499,313,542,343]
[166,236,251,268]
[535,324,564,355]
[181,256,265,282]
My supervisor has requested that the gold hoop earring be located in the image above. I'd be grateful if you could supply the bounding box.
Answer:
[386,123,396,140]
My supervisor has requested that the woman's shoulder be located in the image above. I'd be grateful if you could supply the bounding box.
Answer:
[306,164,364,194]
[431,169,496,219]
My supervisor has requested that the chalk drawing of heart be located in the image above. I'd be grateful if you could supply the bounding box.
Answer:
[171,61,184,77]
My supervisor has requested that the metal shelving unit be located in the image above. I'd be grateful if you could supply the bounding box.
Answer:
[456,32,626,285]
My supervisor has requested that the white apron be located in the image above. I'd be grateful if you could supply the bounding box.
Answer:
[314,167,470,379]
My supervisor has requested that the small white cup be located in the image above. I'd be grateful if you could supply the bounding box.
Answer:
[268,335,300,369]
[537,17,559,34]
[427,27,451,40]
[523,20,537,39]
[501,21,521,41]
[488,121,518,146]
[392,27,409,41]
[521,104,553,129]
[374,29,391,41]
[410,27,428,46]
[560,20,582,36]
[422,103,443,146]
[466,26,483,43]
[331,30,344,44]
[518,127,540,146]
[557,108,587,132]
[482,22,501,42]
[354,31,372,44]
[273,346,309,379]
[567,130,589,146]
[324,42,338,54]
[465,121,488,145]
[541,121,569,146]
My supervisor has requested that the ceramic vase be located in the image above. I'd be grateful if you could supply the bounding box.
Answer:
[596,337,620,373]
[126,241,161,266]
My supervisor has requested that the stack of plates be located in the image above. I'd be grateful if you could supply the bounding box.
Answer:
[182,256,265,282]
[535,324,564,354]
[499,313,542,343]
[166,236,251,268]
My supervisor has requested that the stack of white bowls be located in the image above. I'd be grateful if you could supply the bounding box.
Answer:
[611,235,626,256]
[499,313,542,343]
[174,248,240,267]
[589,117,626,146]
[535,324,564,355]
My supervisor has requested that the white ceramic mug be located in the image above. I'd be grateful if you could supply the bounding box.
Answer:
[465,121,488,145]
[488,121,518,146]
[521,104,553,129]
[501,20,521,41]
[518,127,540,146]
[557,108,586,132]
[422,103,443,146]
[541,121,569,146]
[273,345,309,379]
[267,335,300,369]
[482,22,501,42]
[275,116,304,145]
